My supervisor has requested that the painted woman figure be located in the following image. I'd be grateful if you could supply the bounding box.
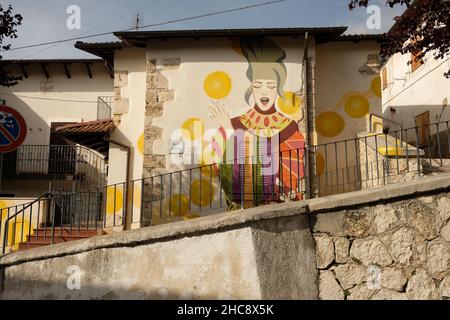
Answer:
[209,38,305,208]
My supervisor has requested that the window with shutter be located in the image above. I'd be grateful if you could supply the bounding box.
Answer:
[411,50,424,72]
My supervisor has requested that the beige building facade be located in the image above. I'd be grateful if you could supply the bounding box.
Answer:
[381,49,450,145]
[73,28,383,227]
[1,27,387,240]
[0,59,114,198]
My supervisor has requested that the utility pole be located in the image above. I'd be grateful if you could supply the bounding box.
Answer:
[135,14,140,31]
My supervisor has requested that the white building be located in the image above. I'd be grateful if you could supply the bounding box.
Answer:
[0,58,114,197]
[381,7,450,154]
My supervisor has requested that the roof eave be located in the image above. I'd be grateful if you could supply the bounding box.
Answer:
[0,58,105,65]
[336,34,388,43]
[74,41,123,65]
[113,27,348,47]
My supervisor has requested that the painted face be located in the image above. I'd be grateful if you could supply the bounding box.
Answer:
[252,79,278,111]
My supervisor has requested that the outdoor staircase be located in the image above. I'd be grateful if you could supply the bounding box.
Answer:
[360,129,450,177]
[18,227,99,251]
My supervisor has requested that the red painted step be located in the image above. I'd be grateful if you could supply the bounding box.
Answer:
[27,231,97,242]
[17,227,100,251]
[31,228,99,237]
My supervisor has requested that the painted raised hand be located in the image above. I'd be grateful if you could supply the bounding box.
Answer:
[208,101,233,131]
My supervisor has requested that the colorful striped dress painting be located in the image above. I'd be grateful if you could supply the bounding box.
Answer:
[211,105,305,209]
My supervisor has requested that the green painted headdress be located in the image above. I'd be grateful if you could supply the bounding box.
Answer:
[241,38,287,102]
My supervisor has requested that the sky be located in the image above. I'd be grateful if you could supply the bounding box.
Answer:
[1,0,406,60]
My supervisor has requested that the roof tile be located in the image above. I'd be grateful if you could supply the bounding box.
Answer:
[55,119,114,134]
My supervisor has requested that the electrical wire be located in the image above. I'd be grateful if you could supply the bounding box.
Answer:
[1,0,286,52]
[0,92,98,103]
[16,0,166,60]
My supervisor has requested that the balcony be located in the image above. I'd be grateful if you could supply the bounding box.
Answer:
[97,96,112,120]
[0,145,108,190]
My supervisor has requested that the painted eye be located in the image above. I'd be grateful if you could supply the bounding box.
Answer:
[253,84,262,88]
[267,83,277,89]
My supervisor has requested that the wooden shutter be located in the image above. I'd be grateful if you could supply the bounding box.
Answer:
[411,51,424,72]
[415,111,430,146]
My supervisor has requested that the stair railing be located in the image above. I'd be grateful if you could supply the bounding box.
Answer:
[1,193,50,254]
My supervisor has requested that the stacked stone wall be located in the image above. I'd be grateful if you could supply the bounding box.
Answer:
[313,192,450,300]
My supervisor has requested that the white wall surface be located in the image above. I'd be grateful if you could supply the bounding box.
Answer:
[0,62,113,146]
[382,51,450,132]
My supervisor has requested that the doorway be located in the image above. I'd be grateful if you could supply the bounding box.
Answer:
[415,111,430,148]
[49,122,76,175]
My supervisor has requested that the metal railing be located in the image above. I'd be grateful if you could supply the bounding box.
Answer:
[2,120,450,254]
[1,144,108,192]
[97,96,112,120]
[1,194,50,253]
[369,113,404,146]
[0,191,104,253]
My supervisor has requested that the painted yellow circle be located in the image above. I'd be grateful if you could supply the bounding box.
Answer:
[181,118,203,141]
[200,147,217,178]
[371,76,382,98]
[0,200,9,220]
[191,179,214,207]
[316,111,345,138]
[344,95,370,118]
[106,187,123,215]
[203,71,232,100]
[137,133,144,155]
[201,164,217,178]
[316,152,325,176]
[168,194,189,216]
[278,91,302,116]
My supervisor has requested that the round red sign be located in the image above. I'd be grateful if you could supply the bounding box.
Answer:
[0,105,27,153]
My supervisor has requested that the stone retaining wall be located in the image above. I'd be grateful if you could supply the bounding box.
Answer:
[312,184,450,300]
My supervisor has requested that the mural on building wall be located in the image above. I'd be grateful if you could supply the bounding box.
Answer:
[206,38,305,208]
[99,38,308,225]
[128,37,308,224]
[104,41,383,224]
[315,75,381,140]
[314,74,382,195]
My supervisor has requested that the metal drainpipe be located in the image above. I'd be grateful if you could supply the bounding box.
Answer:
[302,32,313,199]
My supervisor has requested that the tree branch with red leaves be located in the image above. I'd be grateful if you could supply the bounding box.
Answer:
[0,4,23,87]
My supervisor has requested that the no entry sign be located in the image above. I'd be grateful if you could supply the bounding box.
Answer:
[0,105,27,153]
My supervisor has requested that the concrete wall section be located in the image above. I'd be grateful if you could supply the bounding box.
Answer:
[251,215,318,299]
[0,200,315,300]
[1,227,261,299]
